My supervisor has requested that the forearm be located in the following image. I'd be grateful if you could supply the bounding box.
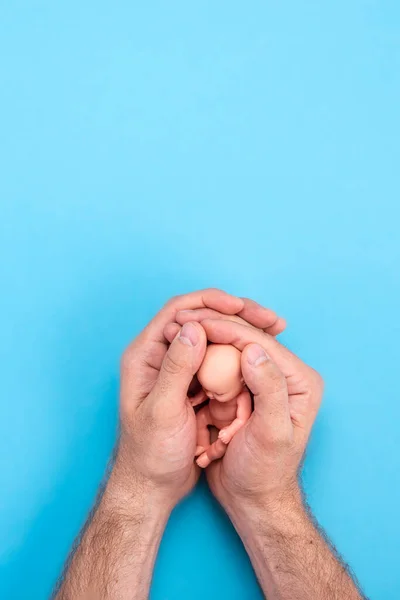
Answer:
[226,488,365,600]
[53,463,170,600]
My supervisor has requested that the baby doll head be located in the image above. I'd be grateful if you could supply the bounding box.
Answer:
[197,344,243,402]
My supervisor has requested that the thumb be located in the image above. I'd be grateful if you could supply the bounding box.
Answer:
[151,322,207,409]
[241,343,292,434]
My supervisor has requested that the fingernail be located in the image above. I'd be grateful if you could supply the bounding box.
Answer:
[179,322,199,346]
[247,344,269,366]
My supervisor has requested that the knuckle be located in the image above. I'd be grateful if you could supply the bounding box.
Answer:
[164,322,180,342]
[309,367,324,393]
[120,345,137,373]
[165,294,183,308]
[167,294,185,306]
[164,288,224,311]
[316,372,325,392]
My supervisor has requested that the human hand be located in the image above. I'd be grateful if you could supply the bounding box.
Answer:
[183,319,322,515]
[55,291,246,600]
[163,301,286,414]
[164,297,286,340]
[115,290,284,511]
[162,316,365,600]
[115,289,244,509]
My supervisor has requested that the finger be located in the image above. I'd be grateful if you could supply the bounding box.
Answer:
[241,344,292,432]
[142,289,244,345]
[265,317,287,336]
[164,322,181,343]
[176,303,285,336]
[238,297,284,332]
[123,290,243,379]
[201,319,301,379]
[165,313,260,345]
[150,322,207,409]
[177,309,255,328]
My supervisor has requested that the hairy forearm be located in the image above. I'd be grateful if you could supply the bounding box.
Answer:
[226,488,366,600]
[53,464,170,600]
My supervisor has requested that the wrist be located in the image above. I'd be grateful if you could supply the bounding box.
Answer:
[103,457,173,524]
[58,452,171,600]
[223,482,306,538]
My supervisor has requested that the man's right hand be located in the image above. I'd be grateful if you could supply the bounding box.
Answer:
[202,319,323,514]
[166,313,323,513]
[163,308,365,600]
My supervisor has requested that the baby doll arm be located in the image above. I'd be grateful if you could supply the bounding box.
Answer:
[218,389,252,444]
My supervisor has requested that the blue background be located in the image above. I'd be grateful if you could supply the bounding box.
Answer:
[1,2,399,598]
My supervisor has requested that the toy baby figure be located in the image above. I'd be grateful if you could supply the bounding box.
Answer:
[191,344,252,468]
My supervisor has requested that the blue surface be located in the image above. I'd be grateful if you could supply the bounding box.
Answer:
[1,2,399,598]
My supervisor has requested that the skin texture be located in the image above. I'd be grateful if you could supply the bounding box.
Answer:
[165,314,366,600]
[194,344,252,468]
[53,289,366,600]
[52,289,283,600]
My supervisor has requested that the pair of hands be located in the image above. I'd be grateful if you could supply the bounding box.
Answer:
[115,289,323,517]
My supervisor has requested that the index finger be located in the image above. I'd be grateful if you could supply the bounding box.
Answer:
[142,289,244,344]
[176,306,286,337]
[238,297,286,335]
[201,319,303,379]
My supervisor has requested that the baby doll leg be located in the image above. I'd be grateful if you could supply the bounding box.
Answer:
[196,439,226,468]
[195,405,212,457]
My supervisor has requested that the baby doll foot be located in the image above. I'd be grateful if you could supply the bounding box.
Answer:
[195,445,205,457]
[196,453,211,468]
[218,429,232,444]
